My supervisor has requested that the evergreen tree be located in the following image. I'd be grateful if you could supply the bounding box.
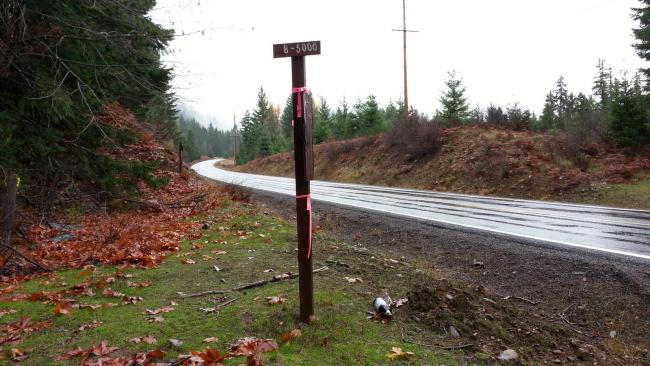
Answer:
[555,76,570,128]
[0,0,175,203]
[593,59,612,108]
[633,0,650,88]
[313,97,332,144]
[540,91,558,131]
[332,99,354,139]
[609,76,649,148]
[439,71,470,124]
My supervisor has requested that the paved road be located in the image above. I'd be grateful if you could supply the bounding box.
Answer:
[193,159,650,261]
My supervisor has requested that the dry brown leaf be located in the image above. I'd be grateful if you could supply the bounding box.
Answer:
[281,329,302,343]
[148,316,164,323]
[145,306,174,315]
[10,348,28,362]
[212,250,227,255]
[266,296,286,305]
[78,320,102,331]
[142,335,157,344]
[203,336,219,343]
[344,277,363,283]
[126,281,152,288]
[386,347,413,360]
[0,309,17,317]
[393,298,408,308]
[181,258,196,265]
[54,302,70,315]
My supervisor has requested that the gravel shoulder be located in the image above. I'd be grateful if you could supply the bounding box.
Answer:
[248,188,650,355]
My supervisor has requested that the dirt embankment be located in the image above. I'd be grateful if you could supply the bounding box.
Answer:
[236,126,650,206]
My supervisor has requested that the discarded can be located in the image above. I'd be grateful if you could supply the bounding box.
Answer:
[373,297,392,317]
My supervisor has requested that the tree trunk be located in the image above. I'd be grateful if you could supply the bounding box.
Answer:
[0,174,17,247]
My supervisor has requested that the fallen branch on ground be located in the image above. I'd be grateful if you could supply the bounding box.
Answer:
[0,243,51,272]
[232,266,328,292]
[400,328,473,350]
[179,289,227,299]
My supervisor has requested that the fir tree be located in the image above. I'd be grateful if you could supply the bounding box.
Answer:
[439,71,470,124]
[633,0,650,88]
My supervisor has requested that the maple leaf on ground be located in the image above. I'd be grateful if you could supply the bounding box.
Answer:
[102,288,125,298]
[386,347,414,360]
[192,348,226,364]
[144,306,174,315]
[281,329,302,344]
[229,337,278,358]
[91,341,118,357]
[78,320,102,331]
[54,301,71,315]
[126,280,152,288]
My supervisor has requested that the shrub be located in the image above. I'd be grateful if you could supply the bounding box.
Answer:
[384,112,443,160]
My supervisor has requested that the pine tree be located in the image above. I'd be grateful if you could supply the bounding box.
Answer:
[555,76,569,128]
[439,71,470,124]
[540,91,558,131]
[633,0,650,88]
[313,97,331,144]
[593,59,612,108]
[609,76,649,148]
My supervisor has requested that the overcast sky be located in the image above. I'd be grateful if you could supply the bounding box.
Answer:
[149,0,645,130]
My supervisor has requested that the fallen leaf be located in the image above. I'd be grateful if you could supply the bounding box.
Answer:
[168,338,183,347]
[129,337,142,344]
[192,348,226,363]
[281,329,302,343]
[102,288,125,298]
[229,337,278,357]
[212,250,227,255]
[262,269,274,273]
[181,258,196,265]
[386,347,413,360]
[393,298,408,308]
[10,348,28,362]
[344,277,363,283]
[201,255,213,261]
[148,316,164,323]
[200,307,217,314]
[54,302,71,315]
[126,281,152,288]
[142,335,157,344]
[266,296,286,305]
[91,341,118,357]
[78,320,102,331]
[0,309,17,317]
[147,349,165,359]
[203,337,219,343]
[145,306,174,315]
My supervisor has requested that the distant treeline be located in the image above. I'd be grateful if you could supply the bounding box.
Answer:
[176,117,234,162]
[233,56,649,165]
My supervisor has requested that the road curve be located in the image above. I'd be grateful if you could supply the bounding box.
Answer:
[192,159,650,261]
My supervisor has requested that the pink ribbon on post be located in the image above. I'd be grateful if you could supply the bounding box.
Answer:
[296,194,312,259]
[292,87,310,118]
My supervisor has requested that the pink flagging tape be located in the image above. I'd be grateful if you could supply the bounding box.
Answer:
[292,87,310,118]
[296,194,312,259]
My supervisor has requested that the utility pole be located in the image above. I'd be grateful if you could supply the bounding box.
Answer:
[232,113,238,164]
[392,0,418,118]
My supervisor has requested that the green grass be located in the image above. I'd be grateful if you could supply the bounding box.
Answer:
[573,177,650,209]
[0,204,463,365]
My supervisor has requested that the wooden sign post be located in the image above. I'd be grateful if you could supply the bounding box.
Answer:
[273,41,320,323]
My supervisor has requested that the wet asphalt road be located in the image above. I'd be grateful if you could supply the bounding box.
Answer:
[192,159,650,261]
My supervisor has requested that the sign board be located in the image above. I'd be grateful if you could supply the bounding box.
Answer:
[273,41,321,58]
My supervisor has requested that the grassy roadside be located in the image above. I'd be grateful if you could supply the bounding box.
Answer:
[1,194,640,365]
[0,200,460,365]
